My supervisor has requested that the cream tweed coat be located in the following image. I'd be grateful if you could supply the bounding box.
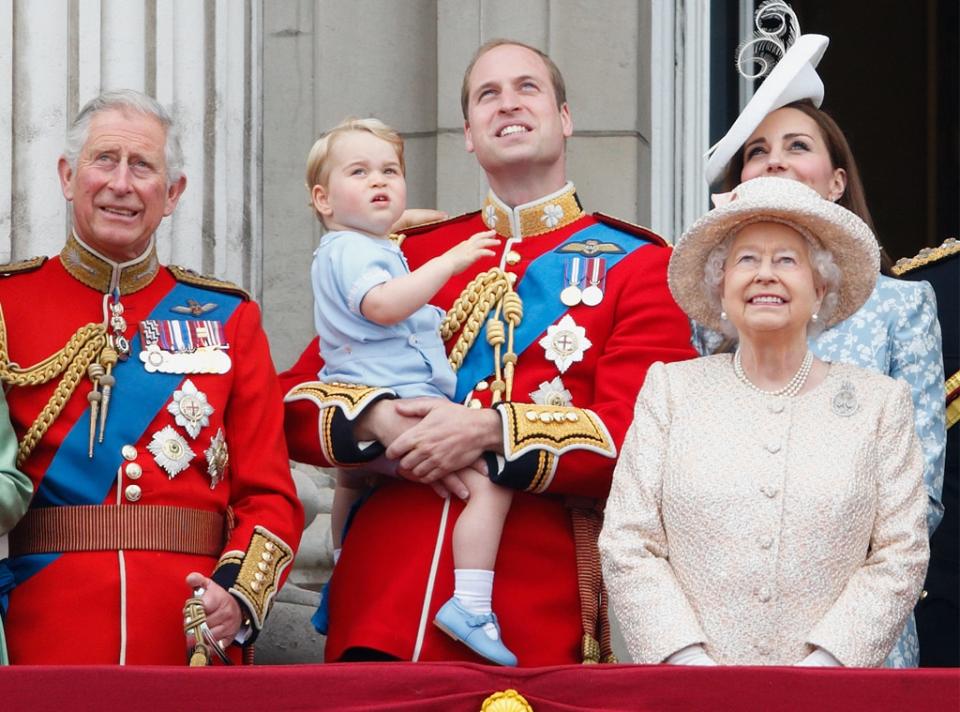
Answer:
[599,356,929,666]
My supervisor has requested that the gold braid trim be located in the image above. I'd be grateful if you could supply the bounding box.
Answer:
[440,268,512,372]
[0,305,107,465]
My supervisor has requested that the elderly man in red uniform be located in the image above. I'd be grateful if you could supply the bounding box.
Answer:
[0,90,303,664]
[282,40,694,665]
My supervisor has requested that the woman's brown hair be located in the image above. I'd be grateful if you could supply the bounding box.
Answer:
[722,100,894,274]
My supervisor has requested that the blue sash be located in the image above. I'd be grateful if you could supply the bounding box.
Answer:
[7,283,242,587]
[454,223,650,402]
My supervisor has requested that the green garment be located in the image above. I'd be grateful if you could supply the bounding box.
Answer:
[0,394,32,665]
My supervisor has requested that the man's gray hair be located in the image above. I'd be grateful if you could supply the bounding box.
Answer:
[64,89,184,184]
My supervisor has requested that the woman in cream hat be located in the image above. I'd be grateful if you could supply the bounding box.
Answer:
[599,176,929,667]
[698,0,945,668]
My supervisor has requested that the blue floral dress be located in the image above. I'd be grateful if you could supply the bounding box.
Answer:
[810,275,945,667]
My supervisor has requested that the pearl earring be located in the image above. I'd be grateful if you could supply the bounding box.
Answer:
[811,312,819,323]
[720,310,728,321]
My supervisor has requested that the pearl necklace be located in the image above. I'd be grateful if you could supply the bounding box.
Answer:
[733,349,814,398]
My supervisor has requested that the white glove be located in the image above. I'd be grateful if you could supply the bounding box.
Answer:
[666,644,718,666]
[796,647,842,667]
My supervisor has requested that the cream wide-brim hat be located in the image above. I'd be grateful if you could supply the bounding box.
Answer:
[704,34,830,186]
[668,176,880,332]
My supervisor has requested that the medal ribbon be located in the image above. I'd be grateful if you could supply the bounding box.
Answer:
[7,283,242,587]
[453,222,650,402]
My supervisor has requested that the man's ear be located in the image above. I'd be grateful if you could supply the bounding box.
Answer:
[560,102,573,138]
[464,121,475,154]
[163,175,188,217]
[58,157,75,201]
[312,183,333,218]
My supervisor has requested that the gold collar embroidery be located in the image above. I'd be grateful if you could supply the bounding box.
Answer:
[481,183,584,240]
[60,231,160,295]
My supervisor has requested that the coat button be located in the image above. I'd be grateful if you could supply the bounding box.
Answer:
[765,441,781,454]
[468,399,483,409]
[762,485,778,498]
[757,535,773,549]
[505,250,521,265]
[506,272,517,284]
[768,401,785,414]
[125,463,143,480]
[475,381,490,392]
[757,587,771,603]
[121,445,138,461]
[124,484,142,502]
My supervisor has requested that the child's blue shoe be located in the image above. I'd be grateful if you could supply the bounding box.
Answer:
[433,597,517,666]
[311,579,330,635]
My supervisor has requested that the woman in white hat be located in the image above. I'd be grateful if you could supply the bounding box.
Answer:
[598,176,929,667]
[697,2,945,668]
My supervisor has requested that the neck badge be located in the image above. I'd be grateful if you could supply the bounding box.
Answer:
[539,315,591,374]
[139,319,232,374]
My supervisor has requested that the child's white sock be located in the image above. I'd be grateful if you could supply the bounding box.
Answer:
[454,568,498,638]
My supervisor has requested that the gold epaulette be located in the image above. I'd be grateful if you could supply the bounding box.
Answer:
[593,212,669,248]
[947,370,960,430]
[495,402,616,461]
[394,211,482,242]
[284,381,395,421]
[0,255,46,277]
[892,238,960,276]
[167,265,250,300]
[222,526,294,631]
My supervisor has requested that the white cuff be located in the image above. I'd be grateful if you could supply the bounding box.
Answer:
[666,644,717,666]
[796,647,842,667]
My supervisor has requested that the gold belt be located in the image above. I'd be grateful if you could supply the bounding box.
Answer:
[9,505,226,557]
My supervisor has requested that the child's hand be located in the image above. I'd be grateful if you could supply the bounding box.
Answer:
[443,230,499,274]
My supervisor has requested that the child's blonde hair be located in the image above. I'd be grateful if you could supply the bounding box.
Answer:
[305,117,405,221]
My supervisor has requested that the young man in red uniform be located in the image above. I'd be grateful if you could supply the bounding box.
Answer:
[0,90,303,664]
[282,40,694,665]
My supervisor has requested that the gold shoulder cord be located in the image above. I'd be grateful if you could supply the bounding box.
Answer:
[0,305,107,465]
[440,268,523,403]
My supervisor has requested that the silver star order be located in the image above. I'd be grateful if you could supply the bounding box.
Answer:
[205,428,229,490]
[167,379,214,439]
[538,314,591,374]
[147,425,196,478]
[530,376,573,406]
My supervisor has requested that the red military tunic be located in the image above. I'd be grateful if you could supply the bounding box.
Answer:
[0,234,303,664]
[281,184,694,665]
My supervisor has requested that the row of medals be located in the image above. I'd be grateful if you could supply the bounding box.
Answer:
[85,295,228,489]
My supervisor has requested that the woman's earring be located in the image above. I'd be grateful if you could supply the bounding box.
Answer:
[720,310,728,321]
[811,312,819,323]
